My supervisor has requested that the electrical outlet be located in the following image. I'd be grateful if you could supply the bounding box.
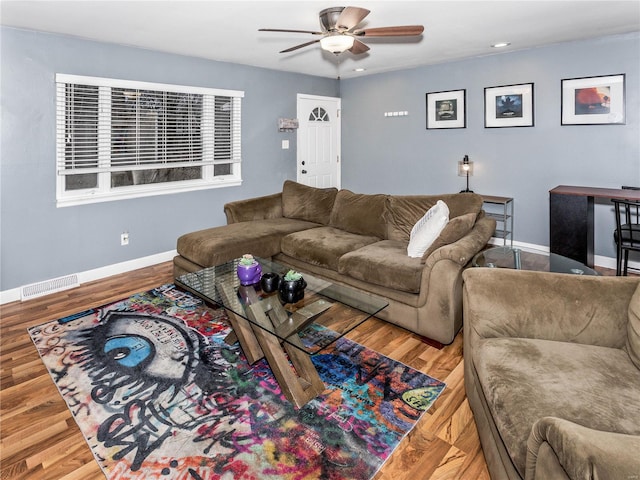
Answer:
[121,232,129,246]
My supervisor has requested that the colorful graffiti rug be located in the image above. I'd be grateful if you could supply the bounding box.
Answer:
[28,284,446,480]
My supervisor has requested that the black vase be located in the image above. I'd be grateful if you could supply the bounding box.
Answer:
[260,272,281,293]
[278,277,307,304]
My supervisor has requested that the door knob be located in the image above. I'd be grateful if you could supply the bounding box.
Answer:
[301,170,307,174]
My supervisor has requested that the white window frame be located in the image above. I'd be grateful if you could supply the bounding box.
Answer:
[55,74,243,207]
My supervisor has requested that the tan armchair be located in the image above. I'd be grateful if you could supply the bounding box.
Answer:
[462,268,640,480]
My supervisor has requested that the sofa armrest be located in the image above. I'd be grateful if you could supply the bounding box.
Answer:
[224,192,283,224]
[526,417,640,480]
[463,267,639,347]
[411,215,495,344]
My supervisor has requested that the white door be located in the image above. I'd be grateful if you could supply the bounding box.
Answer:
[296,94,341,188]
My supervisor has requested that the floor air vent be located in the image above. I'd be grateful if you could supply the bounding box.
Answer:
[21,274,80,301]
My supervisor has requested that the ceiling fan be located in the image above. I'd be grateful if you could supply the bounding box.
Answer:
[259,6,424,55]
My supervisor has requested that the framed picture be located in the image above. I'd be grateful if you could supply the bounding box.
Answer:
[426,89,466,129]
[484,83,534,128]
[561,74,625,125]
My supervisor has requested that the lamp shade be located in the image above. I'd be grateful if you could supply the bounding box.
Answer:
[457,160,474,176]
[320,34,355,54]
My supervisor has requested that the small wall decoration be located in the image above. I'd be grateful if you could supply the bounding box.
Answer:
[426,89,466,129]
[278,118,299,132]
[561,74,625,125]
[484,83,534,128]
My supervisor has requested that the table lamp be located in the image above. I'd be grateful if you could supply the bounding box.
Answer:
[458,155,474,193]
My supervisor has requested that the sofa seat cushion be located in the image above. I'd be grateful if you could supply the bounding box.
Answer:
[338,240,424,293]
[177,218,320,267]
[281,226,380,271]
[474,337,640,477]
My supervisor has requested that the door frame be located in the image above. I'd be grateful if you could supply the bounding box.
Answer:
[296,93,342,189]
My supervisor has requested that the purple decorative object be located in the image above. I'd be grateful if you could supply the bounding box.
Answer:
[237,254,262,286]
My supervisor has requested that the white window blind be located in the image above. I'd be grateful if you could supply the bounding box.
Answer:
[55,74,243,206]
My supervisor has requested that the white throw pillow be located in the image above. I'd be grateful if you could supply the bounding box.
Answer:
[407,200,450,258]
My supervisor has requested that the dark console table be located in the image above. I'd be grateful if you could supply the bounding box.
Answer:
[549,185,640,267]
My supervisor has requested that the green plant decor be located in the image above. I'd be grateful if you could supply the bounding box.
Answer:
[284,270,302,282]
[239,254,256,266]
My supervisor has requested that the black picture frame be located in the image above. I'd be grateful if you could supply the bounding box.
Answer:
[561,74,625,125]
[426,89,466,129]
[484,83,534,128]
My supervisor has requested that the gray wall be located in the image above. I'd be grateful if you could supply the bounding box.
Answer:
[2,27,639,293]
[341,32,640,259]
[0,27,338,291]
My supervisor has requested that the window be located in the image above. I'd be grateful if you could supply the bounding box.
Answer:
[56,74,243,206]
[309,107,329,122]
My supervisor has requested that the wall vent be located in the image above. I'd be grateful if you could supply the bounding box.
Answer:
[20,274,80,301]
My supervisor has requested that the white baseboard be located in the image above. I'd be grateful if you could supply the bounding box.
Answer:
[0,250,176,305]
[593,254,640,274]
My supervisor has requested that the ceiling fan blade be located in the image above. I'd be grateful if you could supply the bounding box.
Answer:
[354,25,424,37]
[259,28,323,35]
[279,39,321,53]
[336,6,370,30]
[349,39,370,55]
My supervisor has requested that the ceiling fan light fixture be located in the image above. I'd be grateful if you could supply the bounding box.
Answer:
[261,7,423,56]
[320,34,355,54]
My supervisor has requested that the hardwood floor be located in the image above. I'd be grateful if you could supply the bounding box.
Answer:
[0,263,174,480]
[0,261,622,480]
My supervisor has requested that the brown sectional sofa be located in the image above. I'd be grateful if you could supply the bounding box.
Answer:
[174,180,496,344]
[463,268,640,479]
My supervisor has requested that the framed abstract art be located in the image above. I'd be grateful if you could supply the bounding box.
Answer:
[561,74,625,125]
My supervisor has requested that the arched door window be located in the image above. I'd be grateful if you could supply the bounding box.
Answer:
[309,107,329,122]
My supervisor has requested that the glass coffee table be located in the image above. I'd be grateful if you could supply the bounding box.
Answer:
[175,257,388,408]
[473,246,598,275]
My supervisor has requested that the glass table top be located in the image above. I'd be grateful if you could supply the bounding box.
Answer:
[472,246,599,275]
[175,257,389,355]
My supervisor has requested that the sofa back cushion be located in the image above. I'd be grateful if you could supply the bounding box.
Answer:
[329,189,388,238]
[627,283,640,369]
[385,193,483,242]
[420,212,478,263]
[281,180,338,225]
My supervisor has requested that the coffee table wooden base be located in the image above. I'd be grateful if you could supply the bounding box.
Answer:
[218,283,326,408]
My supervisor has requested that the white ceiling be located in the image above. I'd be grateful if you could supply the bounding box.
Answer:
[1,1,639,79]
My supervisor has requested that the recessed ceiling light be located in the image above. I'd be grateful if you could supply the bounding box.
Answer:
[354,68,366,72]
[491,42,511,48]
